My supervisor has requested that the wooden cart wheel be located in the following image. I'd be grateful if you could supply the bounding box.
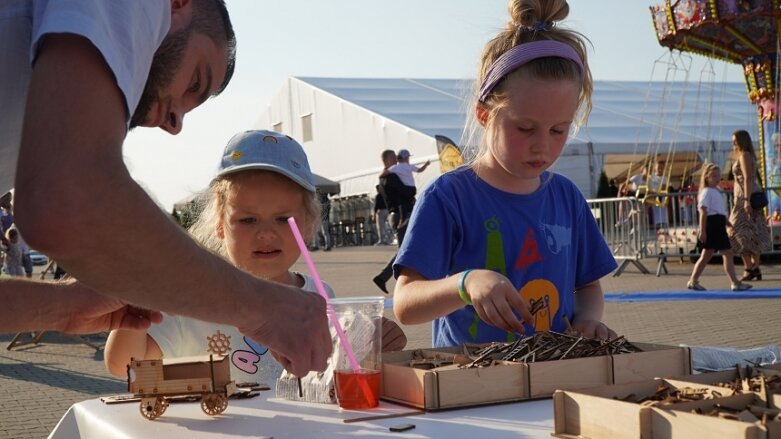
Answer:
[201,393,228,416]
[215,393,228,414]
[140,396,165,420]
[158,397,169,416]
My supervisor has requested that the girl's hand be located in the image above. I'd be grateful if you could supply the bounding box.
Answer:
[464,270,533,334]
[744,200,752,214]
[571,318,616,340]
[698,231,707,244]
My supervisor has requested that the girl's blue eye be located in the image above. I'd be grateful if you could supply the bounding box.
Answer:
[239,217,256,224]
[276,216,291,223]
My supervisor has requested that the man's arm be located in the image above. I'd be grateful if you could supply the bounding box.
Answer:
[1,278,161,334]
[14,35,331,377]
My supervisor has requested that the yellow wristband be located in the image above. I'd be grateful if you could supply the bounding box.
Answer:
[458,269,473,305]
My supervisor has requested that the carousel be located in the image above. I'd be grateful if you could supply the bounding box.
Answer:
[650,0,781,214]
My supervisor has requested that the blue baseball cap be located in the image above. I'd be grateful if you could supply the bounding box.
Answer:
[217,130,315,192]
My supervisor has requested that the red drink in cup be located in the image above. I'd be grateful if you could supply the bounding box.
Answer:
[329,297,385,410]
[334,369,381,409]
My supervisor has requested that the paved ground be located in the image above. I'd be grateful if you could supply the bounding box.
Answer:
[1,246,779,438]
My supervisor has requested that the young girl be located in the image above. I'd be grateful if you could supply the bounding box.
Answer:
[687,163,752,292]
[393,0,618,347]
[105,130,334,385]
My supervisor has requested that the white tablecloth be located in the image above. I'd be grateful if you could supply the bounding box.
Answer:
[49,392,554,438]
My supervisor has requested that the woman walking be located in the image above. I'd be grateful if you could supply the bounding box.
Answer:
[728,130,770,281]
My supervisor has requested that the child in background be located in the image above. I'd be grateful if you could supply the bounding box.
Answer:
[687,163,752,292]
[1,228,24,276]
[389,149,430,195]
[393,0,618,348]
[106,130,406,390]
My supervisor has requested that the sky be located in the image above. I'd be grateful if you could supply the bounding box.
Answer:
[124,0,747,210]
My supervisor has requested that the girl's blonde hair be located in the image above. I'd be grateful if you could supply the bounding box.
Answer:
[698,162,720,194]
[188,170,321,258]
[462,0,592,166]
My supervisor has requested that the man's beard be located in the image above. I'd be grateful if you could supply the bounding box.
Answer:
[129,28,190,129]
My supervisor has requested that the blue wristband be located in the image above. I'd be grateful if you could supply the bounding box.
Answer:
[458,269,473,305]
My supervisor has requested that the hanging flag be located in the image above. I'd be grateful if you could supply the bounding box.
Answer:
[435,135,463,173]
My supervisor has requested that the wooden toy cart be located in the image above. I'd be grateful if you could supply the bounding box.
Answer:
[127,354,236,420]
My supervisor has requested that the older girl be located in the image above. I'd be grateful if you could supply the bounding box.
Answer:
[393,0,617,347]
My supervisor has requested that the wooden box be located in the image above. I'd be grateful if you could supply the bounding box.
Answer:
[381,349,528,410]
[612,342,692,384]
[381,343,690,410]
[554,377,781,439]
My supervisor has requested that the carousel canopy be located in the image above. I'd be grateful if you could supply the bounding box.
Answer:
[651,1,780,63]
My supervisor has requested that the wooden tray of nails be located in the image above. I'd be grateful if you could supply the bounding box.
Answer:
[381,332,691,410]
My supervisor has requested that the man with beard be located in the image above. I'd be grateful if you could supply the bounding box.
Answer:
[0,0,332,379]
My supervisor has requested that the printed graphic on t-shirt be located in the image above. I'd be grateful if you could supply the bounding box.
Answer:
[203,330,271,376]
[232,336,270,375]
[473,217,572,338]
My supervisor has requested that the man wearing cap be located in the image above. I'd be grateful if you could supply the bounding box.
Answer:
[0,1,331,378]
[373,149,425,294]
[389,149,430,196]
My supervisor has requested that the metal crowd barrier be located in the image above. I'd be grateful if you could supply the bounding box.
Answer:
[328,194,376,247]
[587,188,780,277]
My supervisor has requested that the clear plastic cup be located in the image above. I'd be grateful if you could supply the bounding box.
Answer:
[330,296,384,409]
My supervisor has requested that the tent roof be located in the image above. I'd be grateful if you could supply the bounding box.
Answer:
[314,173,340,195]
[298,77,756,148]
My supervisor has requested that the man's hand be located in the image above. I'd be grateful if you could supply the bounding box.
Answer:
[58,281,163,334]
[239,285,331,378]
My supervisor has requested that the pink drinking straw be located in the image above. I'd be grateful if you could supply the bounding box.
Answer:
[287,217,362,372]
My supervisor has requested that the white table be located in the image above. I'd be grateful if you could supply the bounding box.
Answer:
[49,392,554,438]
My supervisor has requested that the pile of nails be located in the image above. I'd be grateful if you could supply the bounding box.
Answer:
[458,331,642,368]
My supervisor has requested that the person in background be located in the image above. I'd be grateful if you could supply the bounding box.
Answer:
[0,192,13,246]
[393,0,618,347]
[373,150,416,294]
[389,149,430,195]
[372,184,392,245]
[9,225,33,278]
[687,163,751,292]
[607,178,619,198]
[1,228,25,277]
[647,160,669,229]
[1,1,331,375]
[627,165,647,195]
[728,130,770,282]
[310,190,333,251]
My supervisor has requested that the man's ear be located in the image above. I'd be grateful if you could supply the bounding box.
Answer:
[169,0,194,32]
[476,103,489,127]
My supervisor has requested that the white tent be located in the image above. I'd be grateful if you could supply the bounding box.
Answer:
[255,77,756,198]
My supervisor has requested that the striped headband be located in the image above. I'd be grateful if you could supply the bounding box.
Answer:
[477,40,584,103]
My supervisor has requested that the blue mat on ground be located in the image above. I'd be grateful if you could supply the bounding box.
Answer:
[382,289,781,308]
[604,289,781,302]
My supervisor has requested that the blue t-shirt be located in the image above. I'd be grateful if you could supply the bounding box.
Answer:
[394,167,617,347]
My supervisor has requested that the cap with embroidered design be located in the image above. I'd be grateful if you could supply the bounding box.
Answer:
[217,130,315,192]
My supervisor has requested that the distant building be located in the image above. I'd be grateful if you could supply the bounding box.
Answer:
[256,77,756,198]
